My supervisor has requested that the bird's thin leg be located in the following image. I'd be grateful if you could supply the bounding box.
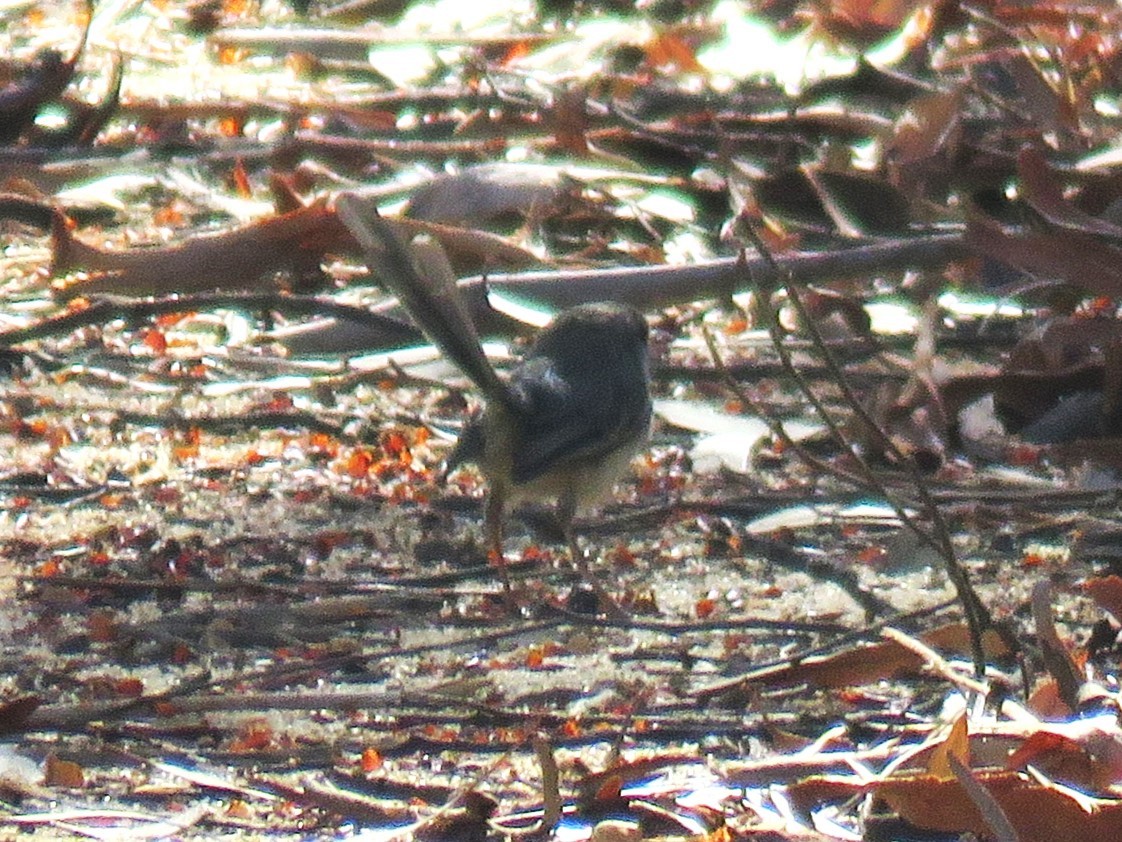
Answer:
[484,488,520,611]
[559,490,627,620]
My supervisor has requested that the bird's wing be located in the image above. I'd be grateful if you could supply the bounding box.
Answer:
[508,359,650,485]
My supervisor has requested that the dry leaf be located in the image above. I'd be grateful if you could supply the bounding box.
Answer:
[44,754,85,788]
[876,769,1122,841]
[928,712,970,779]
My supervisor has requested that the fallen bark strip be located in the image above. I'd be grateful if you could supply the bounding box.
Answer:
[24,671,215,731]
[0,483,108,503]
[2,194,340,299]
[281,228,972,353]
[476,229,970,309]
[250,778,402,826]
[293,129,510,160]
[211,26,560,58]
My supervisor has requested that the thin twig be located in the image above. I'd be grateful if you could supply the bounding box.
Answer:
[0,292,419,348]
[691,597,959,701]
[734,221,992,675]
[701,326,883,492]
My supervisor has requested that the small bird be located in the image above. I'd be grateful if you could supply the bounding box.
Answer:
[336,195,652,609]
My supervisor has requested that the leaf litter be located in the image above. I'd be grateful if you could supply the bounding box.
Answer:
[4,0,1122,840]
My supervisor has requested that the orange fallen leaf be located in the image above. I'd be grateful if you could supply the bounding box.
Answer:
[644,32,704,73]
[361,748,383,773]
[928,712,970,779]
[695,597,717,619]
[226,799,252,819]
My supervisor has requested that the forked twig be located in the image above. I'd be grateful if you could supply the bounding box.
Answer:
[729,222,992,675]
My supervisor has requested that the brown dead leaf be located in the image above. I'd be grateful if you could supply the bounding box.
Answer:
[87,610,118,643]
[949,315,1122,443]
[1026,677,1071,719]
[820,0,936,47]
[51,202,350,299]
[1007,730,1102,790]
[806,168,914,237]
[1084,575,1122,624]
[978,53,1071,136]
[965,210,1122,299]
[887,87,963,190]
[588,820,641,842]
[552,86,590,156]
[44,753,85,788]
[876,768,1122,842]
[1018,147,1122,241]
[698,623,1009,698]
[1007,720,1122,793]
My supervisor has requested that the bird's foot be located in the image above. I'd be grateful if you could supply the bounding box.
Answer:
[487,547,525,616]
[566,542,628,621]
